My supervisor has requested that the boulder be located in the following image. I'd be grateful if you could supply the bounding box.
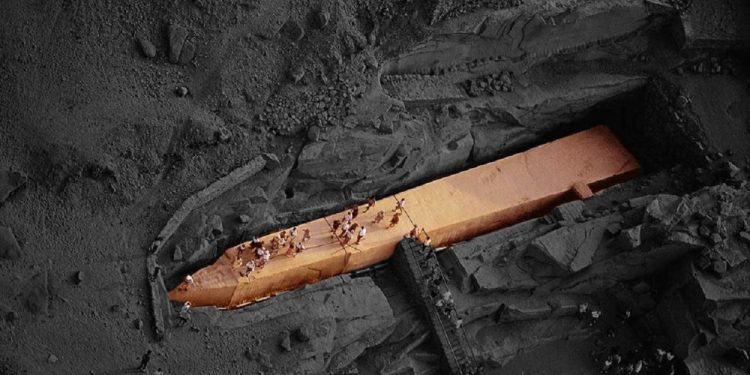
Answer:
[172,245,184,262]
[551,200,586,222]
[247,186,268,204]
[208,215,223,237]
[0,226,21,260]
[529,217,611,274]
[615,225,642,251]
[294,324,312,342]
[178,40,196,65]
[20,270,49,314]
[280,19,305,42]
[168,24,189,64]
[279,330,292,351]
[136,34,156,58]
[314,10,330,29]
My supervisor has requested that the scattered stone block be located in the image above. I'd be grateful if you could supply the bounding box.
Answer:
[20,271,49,314]
[606,222,622,236]
[551,200,586,222]
[208,215,223,237]
[615,225,642,251]
[262,153,281,170]
[314,10,330,29]
[529,218,610,274]
[136,34,156,58]
[178,40,196,65]
[712,260,728,275]
[248,186,269,204]
[294,325,312,342]
[279,330,292,351]
[168,24,189,64]
[173,245,184,262]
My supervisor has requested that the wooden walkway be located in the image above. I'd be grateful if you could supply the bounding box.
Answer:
[169,126,639,308]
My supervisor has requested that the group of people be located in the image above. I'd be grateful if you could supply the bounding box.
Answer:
[180,196,432,284]
[594,345,676,375]
[578,302,602,326]
[236,226,316,277]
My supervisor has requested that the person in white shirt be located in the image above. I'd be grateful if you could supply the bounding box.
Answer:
[393,198,406,212]
[356,226,366,244]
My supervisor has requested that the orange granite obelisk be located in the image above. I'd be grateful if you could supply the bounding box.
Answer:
[169,126,639,308]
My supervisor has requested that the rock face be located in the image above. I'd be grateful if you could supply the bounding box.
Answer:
[0,226,21,260]
[437,182,750,369]
[0,170,27,205]
[192,275,395,374]
[685,356,747,375]
[294,108,473,198]
[676,0,750,50]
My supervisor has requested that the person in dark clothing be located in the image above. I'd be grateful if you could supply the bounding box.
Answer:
[137,350,152,372]
[331,219,341,237]
[364,197,376,212]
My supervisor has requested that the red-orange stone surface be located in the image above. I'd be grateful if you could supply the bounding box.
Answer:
[169,126,640,308]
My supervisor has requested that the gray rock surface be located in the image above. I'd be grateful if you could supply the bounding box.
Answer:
[529,216,618,274]
[0,170,26,205]
[0,226,21,260]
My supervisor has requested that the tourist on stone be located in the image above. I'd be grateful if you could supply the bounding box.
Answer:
[185,274,194,287]
[409,225,418,238]
[340,221,351,236]
[302,228,311,242]
[393,197,406,212]
[331,219,341,237]
[237,243,247,260]
[343,211,353,224]
[296,242,305,253]
[244,259,256,275]
[364,197,376,212]
[356,226,366,244]
[351,205,359,219]
[286,241,296,257]
[342,229,353,245]
[387,212,401,228]
[423,236,432,247]
[289,226,298,240]
[372,210,385,224]
[270,237,281,253]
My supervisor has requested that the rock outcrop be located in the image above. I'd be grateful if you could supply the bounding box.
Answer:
[0,226,21,260]
[192,275,395,374]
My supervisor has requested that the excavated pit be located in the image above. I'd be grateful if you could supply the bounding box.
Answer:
[161,76,700,296]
